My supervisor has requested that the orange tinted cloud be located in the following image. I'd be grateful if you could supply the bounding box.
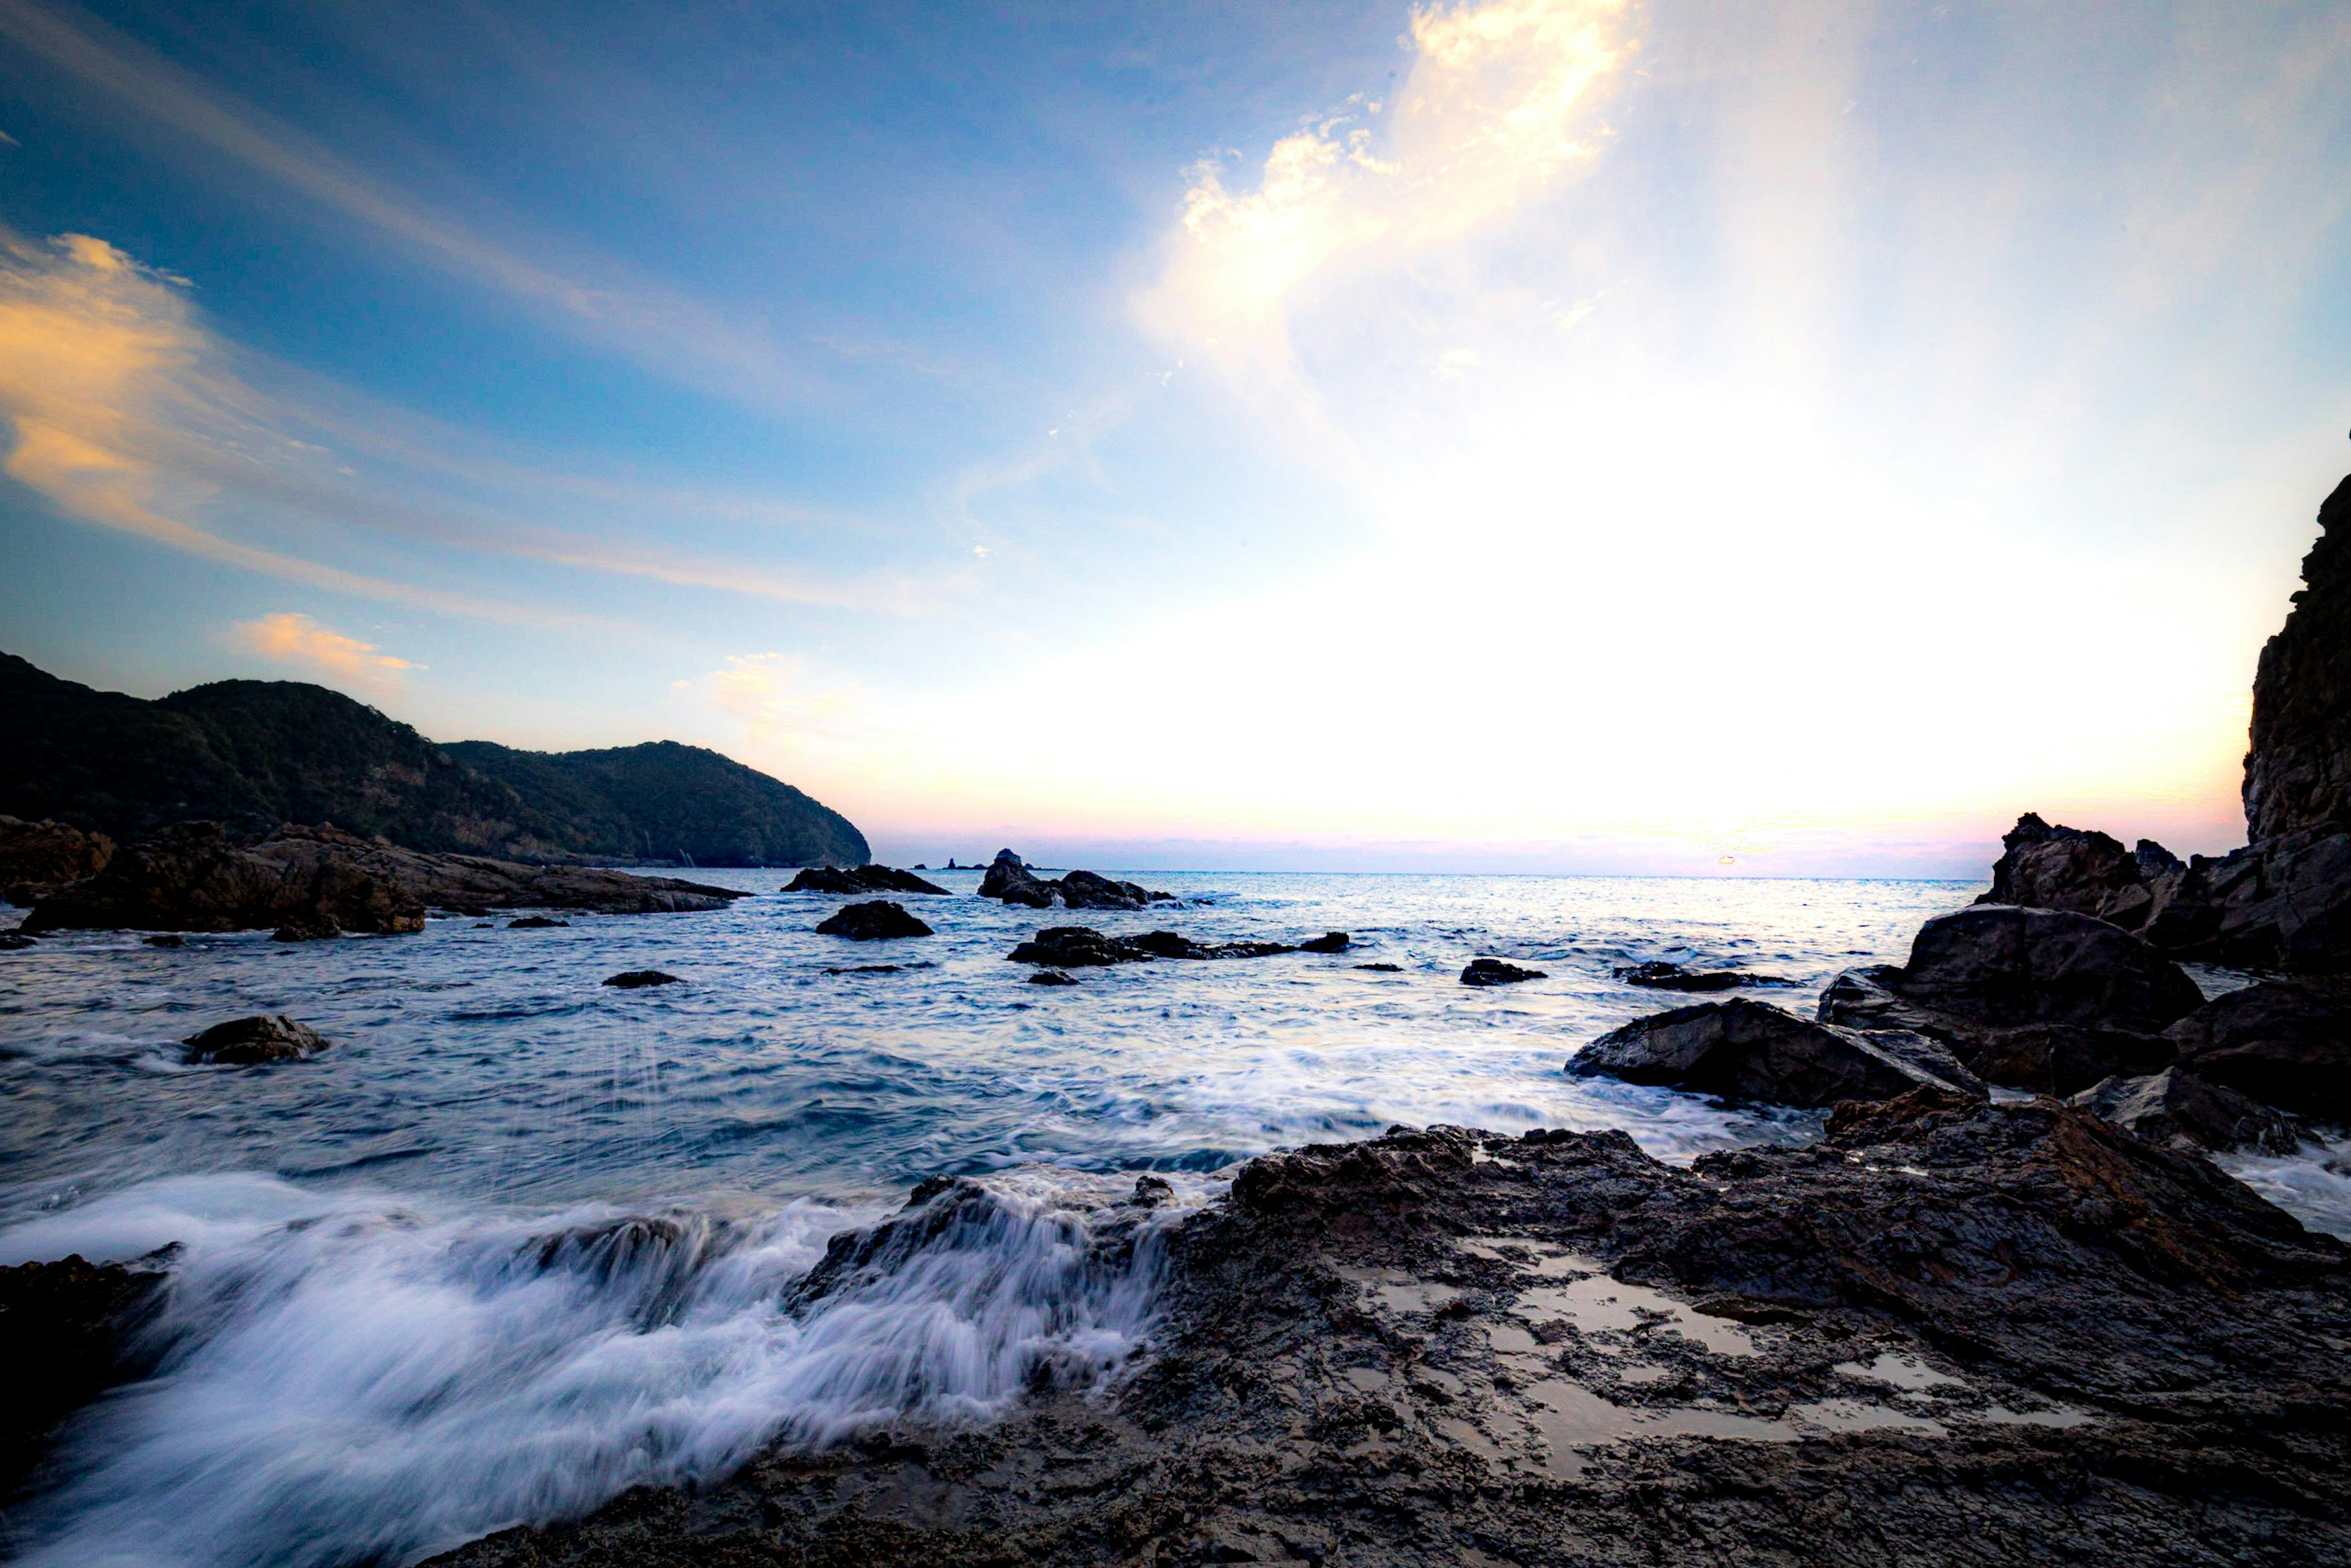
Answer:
[232,612,420,693]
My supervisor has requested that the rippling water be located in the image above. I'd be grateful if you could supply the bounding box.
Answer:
[2,870,2342,1566]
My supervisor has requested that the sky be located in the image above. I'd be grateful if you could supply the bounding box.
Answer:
[1,0,2347,875]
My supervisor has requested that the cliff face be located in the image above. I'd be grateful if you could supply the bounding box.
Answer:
[2245,475,2351,841]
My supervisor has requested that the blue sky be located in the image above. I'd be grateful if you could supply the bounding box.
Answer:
[2,0,2347,873]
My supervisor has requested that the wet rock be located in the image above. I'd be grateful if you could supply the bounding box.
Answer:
[272,914,342,942]
[1026,967,1077,986]
[1818,961,2180,1096]
[508,915,569,929]
[0,932,34,950]
[0,1250,170,1492]
[143,933,184,948]
[784,865,950,896]
[183,1014,328,1064]
[1007,927,1297,966]
[976,849,1172,910]
[816,900,934,940]
[20,822,742,935]
[1354,962,1401,973]
[1882,905,2203,1032]
[2162,975,2351,1119]
[1460,957,1545,986]
[1567,997,1985,1106]
[978,848,1054,907]
[602,970,680,988]
[0,814,114,905]
[1614,960,1793,992]
[2070,1068,2302,1156]
[1298,931,1350,954]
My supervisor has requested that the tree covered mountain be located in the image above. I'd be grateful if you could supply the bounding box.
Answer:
[0,652,868,867]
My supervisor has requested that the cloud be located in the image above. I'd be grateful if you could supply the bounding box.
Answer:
[231,612,418,693]
[0,0,822,414]
[1144,0,1633,377]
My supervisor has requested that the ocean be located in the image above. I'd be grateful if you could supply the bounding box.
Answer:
[3,869,2345,1566]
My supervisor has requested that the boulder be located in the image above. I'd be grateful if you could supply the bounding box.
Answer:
[1027,968,1078,986]
[1976,814,2165,932]
[784,865,949,896]
[1614,960,1792,992]
[0,815,114,905]
[975,849,1173,910]
[1818,959,2180,1095]
[815,900,934,940]
[1891,905,2203,1032]
[0,932,34,951]
[143,934,185,948]
[508,915,569,929]
[2070,1068,2301,1157]
[183,1015,328,1064]
[1567,998,1985,1108]
[1299,931,1351,954]
[1461,958,1545,986]
[2162,976,2351,1120]
[20,822,742,935]
[602,970,680,988]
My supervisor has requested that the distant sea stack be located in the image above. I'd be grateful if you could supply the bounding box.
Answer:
[0,652,868,868]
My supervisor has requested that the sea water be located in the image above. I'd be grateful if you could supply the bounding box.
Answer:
[1,871,2342,1566]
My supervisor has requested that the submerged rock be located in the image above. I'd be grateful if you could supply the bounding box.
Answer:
[183,1015,328,1064]
[1355,962,1402,973]
[2162,975,2351,1119]
[602,970,680,988]
[2070,1068,2301,1156]
[784,865,949,896]
[1614,960,1793,992]
[1026,967,1077,986]
[143,933,185,948]
[815,900,934,940]
[1460,958,1545,986]
[1568,998,1985,1106]
[20,822,741,936]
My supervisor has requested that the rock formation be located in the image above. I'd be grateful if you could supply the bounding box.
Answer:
[785,865,949,896]
[1613,960,1793,992]
[1007,926,1296,966]
[0,814,113,905]
[2161,975,2351,1119]
[183,1015,329,1064]
[602,970,680,988]
[977,850,1173,910]
[19,822,742,934]
[1567,998,1984,1106]
[2068,1068,2301,1156]
[1460,958,1545,986]
[2245,474,2351,841]
[816,900,935,940]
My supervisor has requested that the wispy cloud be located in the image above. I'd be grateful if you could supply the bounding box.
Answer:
[0,0,823,413]
[231,612,418,694]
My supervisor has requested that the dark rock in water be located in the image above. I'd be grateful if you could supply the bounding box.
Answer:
[1818,959,2180,1096]
[183,1014,328,1064]
[1299,931,1350,953]
[1614,960,1793,992]
[816,900,934,940]
[1890,905,2203,1032]
[0,932,34,950]
[428,1094,2351,1568]
[977,849,1172,910]
[784,864,948,896]
[1568,998,1985,1106]
[826,964,904,975]
[0,814,114,906]
[2245,473,2351,843]
[1355,962,1401,972]
[508,915,568,929]
[602,970,679,988]
[273,914,342,942]
[1007,926,1295,966]
[0,1250,170,1493]
[2071,1068,2301,1156]
[1026,967,1077,986]
[1461,957,1545,986]
[20,822,741,936]
[2163,975,2351,1119]
[143,933,184,948]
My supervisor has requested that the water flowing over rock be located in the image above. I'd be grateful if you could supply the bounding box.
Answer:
[784,865,949,896]
[2069,1067,2301,1156]
[2162,975,2351,1120]
[19,822,743,934]
[0,814,114,905]
[183,1015,329,1064]
[1568,997,1985,1106]
[815,900,934,940]
[977,849,1173,910]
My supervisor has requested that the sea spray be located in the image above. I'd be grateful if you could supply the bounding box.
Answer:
[5,1168,1202,1568]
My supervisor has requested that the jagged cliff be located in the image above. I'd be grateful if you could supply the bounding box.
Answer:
[2246,475,2351,841]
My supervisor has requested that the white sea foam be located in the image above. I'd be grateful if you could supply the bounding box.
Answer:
[4,1168,1197,1568]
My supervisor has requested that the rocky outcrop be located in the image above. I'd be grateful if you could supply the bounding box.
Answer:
[2070,1068,2301,1156]
[1567,998,1985,1106]
[184,1015,328,1064]
[1,1251,171,1493]
[2162,975,2351,1120]
[1614,960,1793,992]
[816,901,934,940]
[1006,926,1295,967]
[977,850,1172,910]
[19,822,743,934]
[1976,814,2176,932]
[2245,474,2351,842]
[1461,958,1545,986]
[429,1098,2351,1568]
[0,814,114,904]
[785,865,948,896]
